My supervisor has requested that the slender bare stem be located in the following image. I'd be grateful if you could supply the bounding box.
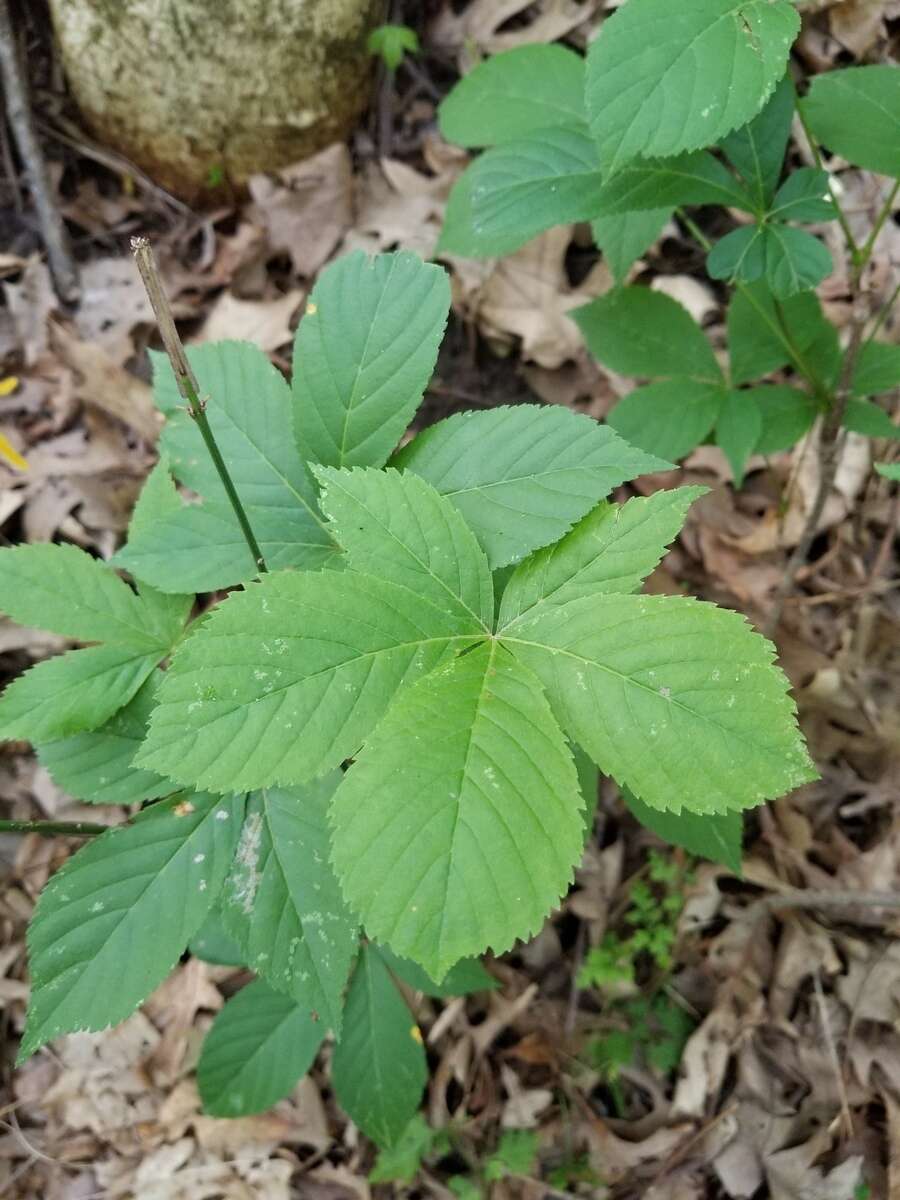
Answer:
[0,0,79,302]
[795,104,861,265]
[0,818,107,837]
[131,237,268,575]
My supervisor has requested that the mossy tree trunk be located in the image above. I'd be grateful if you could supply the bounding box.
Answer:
[48,0,385,203]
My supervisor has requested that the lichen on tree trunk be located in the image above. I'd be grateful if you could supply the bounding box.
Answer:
[49,0,386,202]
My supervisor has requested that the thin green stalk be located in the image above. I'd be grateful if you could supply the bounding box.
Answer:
[795,104,861,264]
[855,178,900,284]
[0,818,108,837]
[866,279,900,346]
[131,237,268,575]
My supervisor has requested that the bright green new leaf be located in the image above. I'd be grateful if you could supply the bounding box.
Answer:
[369,1114,437,1184]
[378,945,497,998]
[750,386,818,455]
[221,780,358,1033]
[843,400,900,440]
[585,0,799,172]
[852,341,900,398]
[368,23,419,71]
[485,1130,539,1181]
[607,381,727,462]
[623,788,743,873]
[459,125,604,244]
[715,390,763,486]
[157,343,329,562]
[438,167,532,259]
[876,463,900,481]
[720,75,794,208]
[314,467,494,630]
[592,208,672,284]
[292,251,450,470]
[502,593,817,815]
[590,152,754,215]
[137,569,478,793]
[331,642,584,978]
[20,792,244,1060]
[0,644,159,743]
[394,405,670,568]
[438,44,585,147]
[726,282,839,386]
[762,225,832,299]
[769,168,835,223]
[0,543,182,653]
[574,287,722,383]
[802,66,900,178]
[197,979,326,1116]
[331,944,427,1147]
[37,673,170,805]
[498,488,707,626]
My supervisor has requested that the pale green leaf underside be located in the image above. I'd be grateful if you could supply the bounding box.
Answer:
[314,466,494,631]
[221,778,357,1034]
[0,644,158,743]
[331,641,584,978]
[498,487,706,626]
[37,673,170,805]
[503,593,816,815]
[292,250,450,470]
[586,0,799,172]
[438,44,585,148]
[20,792,244,1060]
[0,543,179,654]
[330,944,427,1147]
[198,979,326,1117]
[393,405,670,568]
[137,570,479,794]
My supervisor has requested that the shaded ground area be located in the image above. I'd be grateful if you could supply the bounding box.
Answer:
[1,1,900,1196]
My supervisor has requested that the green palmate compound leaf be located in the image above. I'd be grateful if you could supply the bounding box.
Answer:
[37,673,170,805]
[394,405,669,568]
[438,167,532,259]
[0,543,185,654]
[842,400,900,440]
[801,65,900,179]
[585,0,799,173]
[707,225,767,286]
[456,125,605,245]
[726,281,839,387]
[715,390,763,486]
[220,779,358,1033]
[499,488,707,625]
[720,74,794,209]
[292,251,450,470]
[0,644,159,743]
[607,380,728,462]
[762,225,833,299]
[574,287,722,383]
[145,342,333,588]
[331,944,427,1146]
[852,341,900,398]
[592,208,673,284]
[768,168,835,223]
[137,569,479,794]
[313,467,494,631]
[501,593,817,816]
[20,792,244,1060]
[590,152,754,215]
[623,788,743,873]
[197,979,326,1117]
[378,945,497,998]
[750,386,818,455]
[330,641,584,978]
[438,44,585,147]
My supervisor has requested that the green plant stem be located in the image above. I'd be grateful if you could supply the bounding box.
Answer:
[795,104,861,264]
[0,818,107,837]
[131,237,268,575]
[866,279,900,345]
[855,178,900,283]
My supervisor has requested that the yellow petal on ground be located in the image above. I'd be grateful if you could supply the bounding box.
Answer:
[0,433,28,471]
[0,376,19,397]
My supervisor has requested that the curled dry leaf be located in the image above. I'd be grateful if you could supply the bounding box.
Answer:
[432,0,602,58]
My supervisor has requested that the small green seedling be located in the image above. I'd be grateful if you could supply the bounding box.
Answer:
[368,23,420,72]
[0,244,813,1145]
